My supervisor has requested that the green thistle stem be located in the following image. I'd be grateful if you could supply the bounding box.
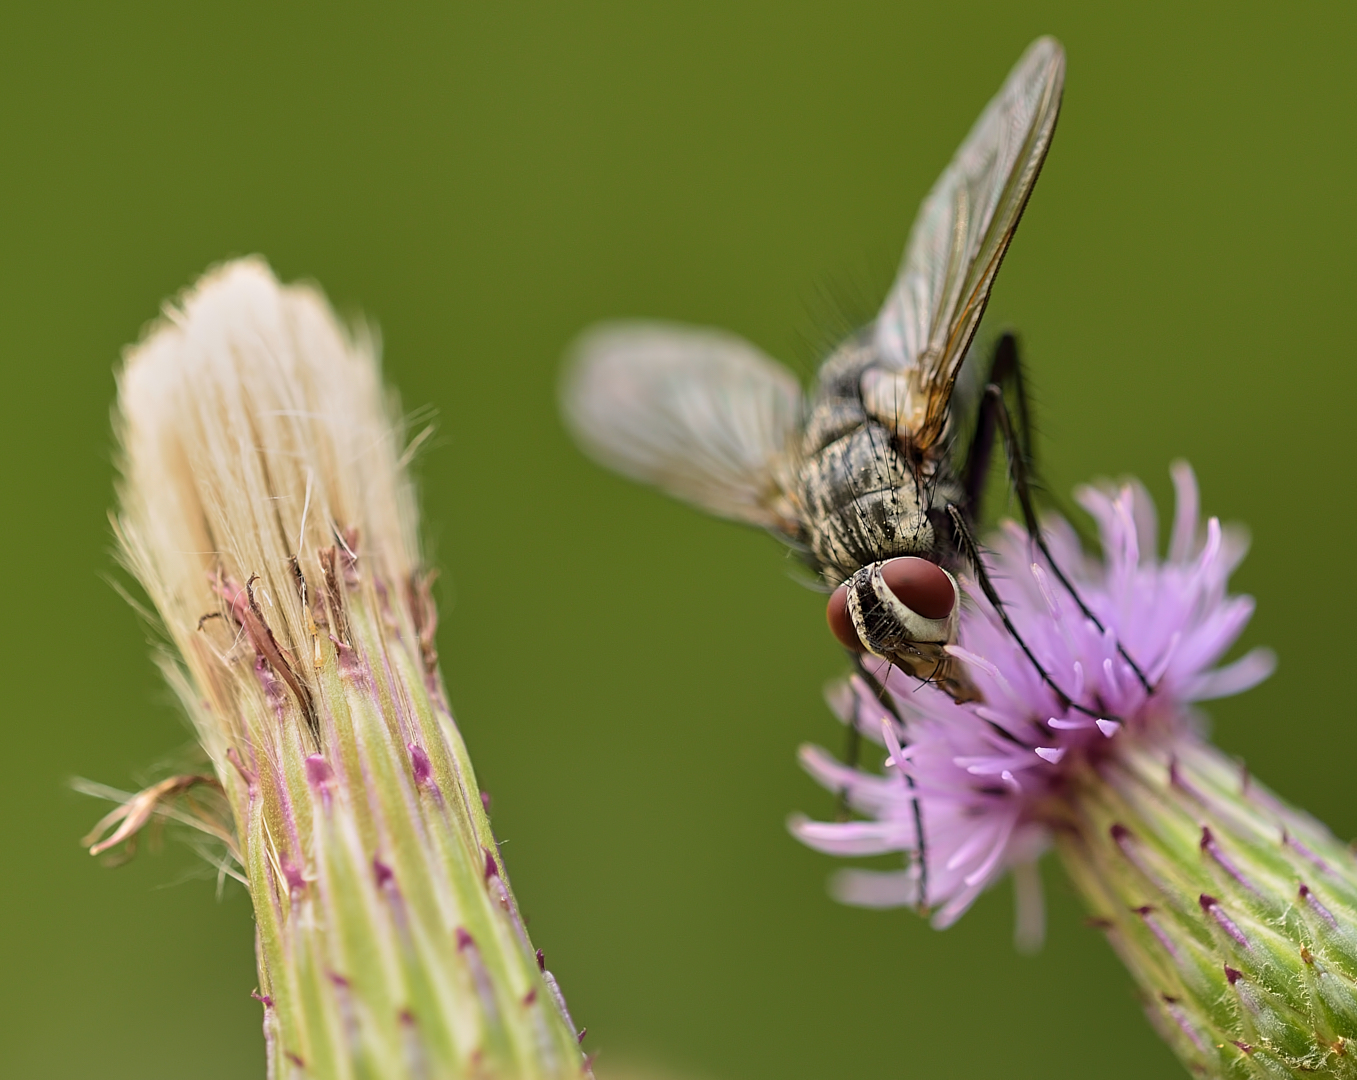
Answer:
[1058,735,1357,1078]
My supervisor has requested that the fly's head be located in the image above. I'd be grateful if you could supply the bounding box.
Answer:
[826,557,978,702]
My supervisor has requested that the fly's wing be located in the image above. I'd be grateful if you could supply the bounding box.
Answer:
[561,322,804,534]
[871,36,1065,451]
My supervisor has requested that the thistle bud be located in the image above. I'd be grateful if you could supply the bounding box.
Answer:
[89,259,590,1078]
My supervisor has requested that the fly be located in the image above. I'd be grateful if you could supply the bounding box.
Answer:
[562,37,1151,721]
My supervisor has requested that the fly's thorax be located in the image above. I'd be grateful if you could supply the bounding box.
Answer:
[796,431,935,584]
[797,355,934,583]
[796,336,969,583]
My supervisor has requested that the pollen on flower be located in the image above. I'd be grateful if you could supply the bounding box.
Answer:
[792,464,1275,931]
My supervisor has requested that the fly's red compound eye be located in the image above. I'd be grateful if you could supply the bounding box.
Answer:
[880,557,955,620]
[826,584,863,651]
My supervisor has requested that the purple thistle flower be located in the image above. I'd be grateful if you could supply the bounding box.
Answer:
[793,463,1274,931]
[794,466,1357,1076]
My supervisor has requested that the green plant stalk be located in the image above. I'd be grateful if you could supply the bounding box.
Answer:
[216,571,579,1078]
[98,259,588,1078]
[1058,734,1357,1079]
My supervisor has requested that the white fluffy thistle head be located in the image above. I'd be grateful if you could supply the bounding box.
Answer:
[115,258,420,753]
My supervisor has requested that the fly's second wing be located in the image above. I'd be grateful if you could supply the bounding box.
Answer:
[561,322,804,535]
[868,37,1065,452]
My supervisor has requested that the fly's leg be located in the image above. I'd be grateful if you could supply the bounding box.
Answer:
[947,504,1114,721]
[854,656,929,915]
[962,333,1152,695]
[962,332,1033,515]
[982,379,1154,695]
[833,652,931,912]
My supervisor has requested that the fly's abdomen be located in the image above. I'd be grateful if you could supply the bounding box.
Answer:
[797,419,934,585]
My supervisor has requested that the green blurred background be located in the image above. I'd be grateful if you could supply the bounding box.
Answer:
[2,3,1354,1077]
